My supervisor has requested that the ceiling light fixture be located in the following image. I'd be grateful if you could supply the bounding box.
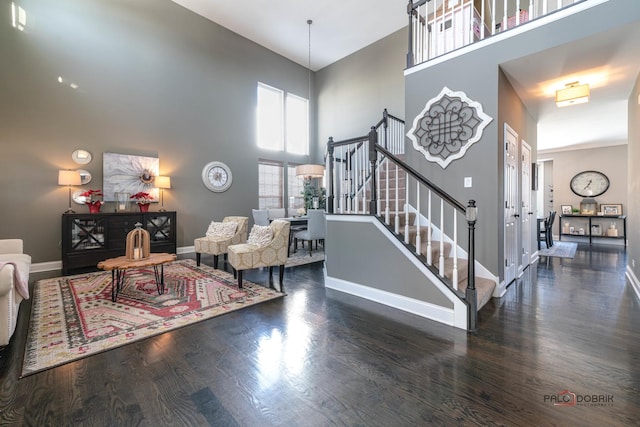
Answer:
[556,81,590,107]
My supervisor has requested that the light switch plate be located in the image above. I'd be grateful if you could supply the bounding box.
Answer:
[464,177,472,188]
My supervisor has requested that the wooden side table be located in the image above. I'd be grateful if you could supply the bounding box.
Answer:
[97,253,177,302]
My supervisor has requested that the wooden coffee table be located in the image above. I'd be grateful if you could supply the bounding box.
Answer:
[97,253,177,302]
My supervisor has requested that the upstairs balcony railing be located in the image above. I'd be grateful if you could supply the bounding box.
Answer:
[407,0,588,67]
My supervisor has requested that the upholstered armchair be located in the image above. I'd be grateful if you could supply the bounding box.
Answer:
[228,220,290,292]
[195,216,248,269]
[0,239,31,347]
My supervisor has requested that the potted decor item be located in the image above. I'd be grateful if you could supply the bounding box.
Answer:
[80,189,104,213]
[130,192,154,212]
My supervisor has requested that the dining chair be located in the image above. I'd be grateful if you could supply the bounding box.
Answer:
[293,209,325,256]
[252,209,270,226]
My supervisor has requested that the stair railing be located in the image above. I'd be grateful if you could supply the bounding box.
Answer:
[327,112,479,331]
[407,0,587,68]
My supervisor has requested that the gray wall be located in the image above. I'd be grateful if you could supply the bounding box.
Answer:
[0,0,313,263]
[325,219,453,308]
[315,27,406,158]
[404,0,639,279]
[545,145,628,216]
[627,73,640,275]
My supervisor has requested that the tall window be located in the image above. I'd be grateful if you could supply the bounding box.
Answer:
[257,82,309,155]
[287,165,305,210]
[258,160,284,209]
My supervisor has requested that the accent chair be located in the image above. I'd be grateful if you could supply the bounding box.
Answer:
[228,220,291,292]
[194,216,248,269]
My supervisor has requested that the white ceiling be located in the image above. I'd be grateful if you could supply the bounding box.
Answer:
[172,0,640,153]
[171,0,408,71]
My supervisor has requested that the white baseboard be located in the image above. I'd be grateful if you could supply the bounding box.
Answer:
[31,246,195,273]
[324,274,467,330]
[625,266,640,302]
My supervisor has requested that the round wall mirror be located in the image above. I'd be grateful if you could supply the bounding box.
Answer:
[72,149,92,165]
[72,190,87,205]
[78,169,92,185]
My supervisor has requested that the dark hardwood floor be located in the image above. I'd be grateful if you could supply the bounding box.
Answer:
[1,245,639,426]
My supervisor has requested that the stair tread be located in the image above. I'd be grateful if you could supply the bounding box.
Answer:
[458,277,496,311]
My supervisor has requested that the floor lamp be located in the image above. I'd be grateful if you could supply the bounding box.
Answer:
[155,176,171,212]
[58,170,82,214]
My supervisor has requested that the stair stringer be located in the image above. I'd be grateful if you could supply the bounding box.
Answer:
[404,204,500,297]
[324,215,469,330]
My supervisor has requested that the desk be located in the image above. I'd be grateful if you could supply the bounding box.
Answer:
[97,253,177,301]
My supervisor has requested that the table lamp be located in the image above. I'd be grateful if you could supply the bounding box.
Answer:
[155,176,171,211]
[58,170,82,213]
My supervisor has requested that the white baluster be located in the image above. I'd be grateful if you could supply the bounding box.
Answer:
[491,0,497,35]
[439,199,445,277]
[452,210,458,290]
[404,173,409,243]
[529,0,534,19]
[353,145,359,214]
[557,0,562,11]
[385,158,390,224]
[347,144,352,214]
[503,0,508,31]
[377,156,381,217]
[361,143,366,214]
[427,190,432,266]
[415,183,421,255]
[394,163,399,234]
[543,0,548,16]
[516,0,521,25]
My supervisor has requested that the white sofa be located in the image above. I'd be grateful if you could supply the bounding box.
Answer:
[0,239,31,346]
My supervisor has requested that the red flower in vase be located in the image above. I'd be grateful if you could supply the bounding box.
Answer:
[130,191,154,205]
[80,189,103,212]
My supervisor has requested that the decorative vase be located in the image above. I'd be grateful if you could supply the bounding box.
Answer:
[87,203,101,213]
[138,203,150,212]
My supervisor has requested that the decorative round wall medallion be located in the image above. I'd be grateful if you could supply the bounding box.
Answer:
[202,161,232,192]
[569,170,609,197]
[78,169,92,185]
[72,149,92,165]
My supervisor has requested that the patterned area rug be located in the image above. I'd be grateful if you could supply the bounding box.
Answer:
[22,259,283,377]
[539,241,578,258]
[285,247,324,267]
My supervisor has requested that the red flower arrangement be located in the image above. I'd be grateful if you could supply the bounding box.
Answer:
[80,189,103,213]
[130,192,154,204]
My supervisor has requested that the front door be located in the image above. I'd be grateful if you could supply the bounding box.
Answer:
[504,123,518,286]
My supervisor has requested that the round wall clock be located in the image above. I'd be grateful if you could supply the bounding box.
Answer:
[202,161,232,192]
[569,170,609,197]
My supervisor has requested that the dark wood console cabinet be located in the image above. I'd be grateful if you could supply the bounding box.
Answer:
[62,211,176,275]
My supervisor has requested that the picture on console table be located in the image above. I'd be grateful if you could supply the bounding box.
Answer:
[103,153,159,202]
[561,205,572,215]
[600,204,622,215]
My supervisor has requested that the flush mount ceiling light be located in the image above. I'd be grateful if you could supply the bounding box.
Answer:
[556,81,590,107]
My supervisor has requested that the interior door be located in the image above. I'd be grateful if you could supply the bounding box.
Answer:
[504,123,518,285]
[521,141,532,272]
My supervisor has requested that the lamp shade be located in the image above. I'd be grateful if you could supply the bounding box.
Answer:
[155,176,171,189]
[58,170,81,186]
[295,164,325,178]
[556,82,590,107]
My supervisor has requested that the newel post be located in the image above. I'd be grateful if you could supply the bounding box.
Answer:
[466,200,478,332]
[368,127,378,215]
[382,108,389,150]
[406,0,414,68]
[327,137,335,214]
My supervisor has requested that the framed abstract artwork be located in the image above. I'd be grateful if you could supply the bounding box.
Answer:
[103,153,159,202]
